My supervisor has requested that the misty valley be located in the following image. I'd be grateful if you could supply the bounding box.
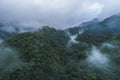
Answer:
[0,14,120,80]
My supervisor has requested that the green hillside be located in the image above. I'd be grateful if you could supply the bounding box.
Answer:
[0,26,120,80]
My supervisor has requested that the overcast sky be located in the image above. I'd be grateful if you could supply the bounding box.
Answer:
[0,0,120,29]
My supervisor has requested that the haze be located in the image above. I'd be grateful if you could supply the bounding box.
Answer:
[0,0,120,29]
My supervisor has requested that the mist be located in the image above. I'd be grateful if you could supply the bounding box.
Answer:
[102,43,117,49]
[69,35,79,44]
[0,0,120,29]
[0,45,25,73]
[86,46,110,68]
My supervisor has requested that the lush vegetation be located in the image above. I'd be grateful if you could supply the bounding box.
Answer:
[0,19,120,80]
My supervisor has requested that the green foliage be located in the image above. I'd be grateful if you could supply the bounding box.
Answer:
[77,27,112,45]
[1,27,88,80]
[66,27,80,35]
[0,27,120,80]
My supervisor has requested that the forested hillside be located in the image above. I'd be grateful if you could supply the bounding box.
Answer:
[0,15,120,80]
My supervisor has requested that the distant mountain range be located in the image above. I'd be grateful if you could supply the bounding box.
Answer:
[0,23,37,41]
[1,14,120,41]
[67,14,120,45]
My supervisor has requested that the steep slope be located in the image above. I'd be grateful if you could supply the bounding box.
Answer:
[1,27,89,80]
[68,15,120,45]
[0,26,119,80]
[1,14,120,80]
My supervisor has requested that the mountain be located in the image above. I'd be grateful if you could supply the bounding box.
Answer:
[68,15,120,45]
[0,14,120,80]
[0,23,37,41]
[1,27,89,80]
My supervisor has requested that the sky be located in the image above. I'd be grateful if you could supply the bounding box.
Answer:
[0,0,120,29]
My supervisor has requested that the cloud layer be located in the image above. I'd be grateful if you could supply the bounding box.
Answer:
[0,0,120,29]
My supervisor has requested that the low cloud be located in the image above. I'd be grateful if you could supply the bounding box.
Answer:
[0,0,120,29]
[86,46,110,68]
[0,45,25,73]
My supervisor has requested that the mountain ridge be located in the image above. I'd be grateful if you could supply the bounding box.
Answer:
[0,14,120,80]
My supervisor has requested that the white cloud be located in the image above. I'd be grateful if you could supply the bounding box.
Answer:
[86,46,110,68]
[87,3,104,15]
[0,0,119,29]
